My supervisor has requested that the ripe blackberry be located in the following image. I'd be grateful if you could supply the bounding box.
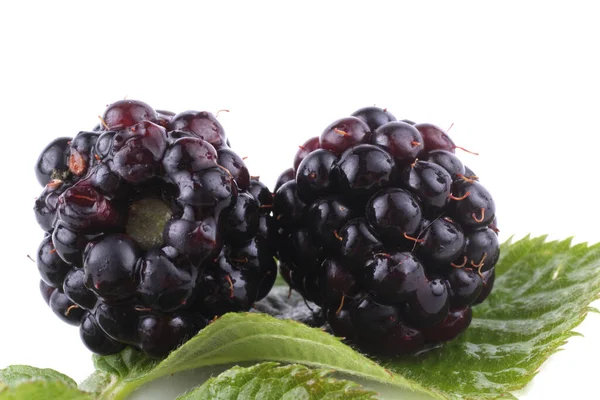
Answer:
[33,100,277,358]
[274,107,498,356]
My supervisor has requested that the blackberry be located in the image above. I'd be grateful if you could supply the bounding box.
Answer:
[274,107,498,356]
[33,100,276,358]
[351,106,396,132]
[35,138,71,186]
[274,168,294,192]
[80,313,126,355]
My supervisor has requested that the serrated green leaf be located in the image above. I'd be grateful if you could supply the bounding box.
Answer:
[91,314,437,400]
[0,365,77,388]
[0,380,93,400]
[79,371,113,396]
[176,362,380,400]
[0,366,91,400]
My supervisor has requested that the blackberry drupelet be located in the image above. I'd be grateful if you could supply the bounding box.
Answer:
[274,106,498,356]
[33,100,277,357]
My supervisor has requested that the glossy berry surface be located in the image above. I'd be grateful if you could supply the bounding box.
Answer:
[370,121,424,164]
[319,117,370,155]
[351,106,396,131]
[274,106,498,356]
[168,111,226,149]
[102,100,157,131]
[35,138,72,186]
[33,100,276,358]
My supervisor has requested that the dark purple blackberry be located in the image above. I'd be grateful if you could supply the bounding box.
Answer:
[326,308,354,339]
[102,100,157,131]
[95,303,140,345]
[163,137,218,181]
[138,312,202,359]
[34,180,67,232]
[336,217,383,271]
[274,168,295,192]
[248,179,273,212]
[63,268,97,310]
[446,268,483,307]
[296,149,338,202]
[274,107,499,356]
[137,249,197,312]
[57,184,123,232]
[176,166,237,213]
[278,228,322,272]
[333,144,397,205]
[417,217,466,268]
[474,267,495,304]
[225,236,278,299]
[68,132,100,178]
[87,163,123,195]
[224,193,260,244]
[306,198,354,248]
[168,110,226,149]
[273,181,306,227]
[195,258,261,316]
[363,252,426,305]
[217,148,250,191]
[163,215,221,262]
[406,278,450,328]
[156,109,175,128]
[35,138,71,186]
[361,320,425,356]
[449,180,496,229]
[110,121,168,183]
[320,117,370,155]
[51,223,99,266]
[83,234,140,302]
[33,100,276,357]
[40,281,56,305]
[294,137,320,172]
[350,296,399,339]
[370,122,424,165]
[37,235,72,288]
[425,150,465,180]
[49,290,86,326]
[321,258,358,309]
[401,160,452,213]
[80,313,126,355]
[462,228,500,272]
[414,123,455,153]
[365,188,422,247]
[351,106,396,131]
[422,307,472,343]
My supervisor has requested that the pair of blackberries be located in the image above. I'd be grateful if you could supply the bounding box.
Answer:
[34,100,498,358]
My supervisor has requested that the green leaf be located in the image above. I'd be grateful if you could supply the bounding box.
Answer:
[91,314,437,400]
[85,236,600,400]
[78,371,113,396]
[176,362,379,400]
[0,380,93,400]
[0,365,77,388]
[0,366,91,400]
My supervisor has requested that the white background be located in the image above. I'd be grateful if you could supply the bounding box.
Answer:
[1,1,599,399]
